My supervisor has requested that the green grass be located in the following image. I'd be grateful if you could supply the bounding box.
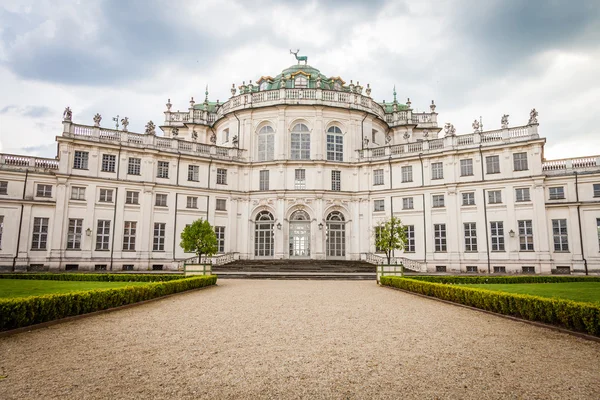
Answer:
[0,279,149,299]
[464,282,600,304]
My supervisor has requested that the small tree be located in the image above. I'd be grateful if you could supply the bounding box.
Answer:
[180,219,218,263]
[374,216,407,265]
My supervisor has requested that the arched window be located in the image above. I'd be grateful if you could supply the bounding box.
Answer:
[255,211,274,257]
[326,126,343,161]
[291,123,310,160]
[289,210,311,257]
[257,125,274,161]
[294,75,308,88]
[259,81,269,91]
[326,211,345,258]
[333,81,342,90]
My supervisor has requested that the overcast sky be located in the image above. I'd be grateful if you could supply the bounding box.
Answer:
[1,0,599,160]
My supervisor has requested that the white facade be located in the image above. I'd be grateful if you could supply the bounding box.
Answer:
[1,62,599,274]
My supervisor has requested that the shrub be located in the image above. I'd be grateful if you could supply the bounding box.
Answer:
[380,276,600,337]
[406,275,600,284]
[0,275,217,331]
[0,273,184,282]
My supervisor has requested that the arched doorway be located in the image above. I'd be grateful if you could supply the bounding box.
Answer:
[289,210,311,258]
[326,211,346,258]
[255,211,274,257]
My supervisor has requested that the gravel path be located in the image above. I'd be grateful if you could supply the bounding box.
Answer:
[1,279,599,399]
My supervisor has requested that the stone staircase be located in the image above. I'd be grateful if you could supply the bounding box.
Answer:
[212,259,376,280]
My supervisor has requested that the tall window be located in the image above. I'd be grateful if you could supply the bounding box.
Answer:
[128,158,141,175]
[331,171,341,191]
[513,152,528,171]
[101,154,116,172]
[71,186,86,200]
[255,211,274,257]
[432,194,445,208]
[223,128,230,143]
[552,219,568,251]
[259,170,270,191]
[515,188,531,202]
[460,159,473,176]
[123,221,137,251]
[549,187,565,200]
[187,196,198,209]
[155,194,168,207]
[157,161,169,179]
[401,166,413,183]
[490,221,505,251]
[462,192,475,206]
[258,126,275,161]
[326,212,346,258]
[99,188,113,202]
[216,168,227,185]
[153,223,166,251]
[464,222,477,252]
[488,190,502,204]
[374,199,385,212]
[66,219,83,250]
[518,220,534,251]
[215,226,225,253]
[73,151,89,169]
[326,126,343,161]
[126,191,139,205]
[36,184,52,198]
[0,215,3,250]
[216,199,227,211]
[188,165,199,181]
[405,225,415,252]
[31,217,49,250]
[486,155,500,174]
[294,169,306,189]
[431,162,443,179]
[291,123,310,160]
[0,181,7,195]
[594,184,600,198]
[373,169,384,185]
[96,220,111,250]
[434,224,447,252]
[402,197,413,210]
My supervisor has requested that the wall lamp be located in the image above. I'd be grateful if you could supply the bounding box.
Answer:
[86,228,92,237]
[277,222,282,230]
[318,223,323,230]
[509,229,515,238]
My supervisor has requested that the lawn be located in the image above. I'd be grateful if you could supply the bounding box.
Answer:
[0,279,149,299]
[464,282,600,304]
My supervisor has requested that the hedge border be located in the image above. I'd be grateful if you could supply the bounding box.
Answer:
[380,276,600,337]
[0,275,217,331]
[0,273,184,282]
[407,275,600,284]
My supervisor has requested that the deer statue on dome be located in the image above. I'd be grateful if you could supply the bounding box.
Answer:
[290,49,308,65]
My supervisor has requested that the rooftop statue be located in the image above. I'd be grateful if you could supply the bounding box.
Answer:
[444,123,456,137]
[501,114,510,129]
[290,49,308,65]
[63,107,72,122]
[528,108,539,125]
[472,119,480,133]
[145,120,156,135]
[93,113,102,127]
[121,117,129,132]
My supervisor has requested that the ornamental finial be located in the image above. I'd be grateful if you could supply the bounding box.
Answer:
[393,85,397,103]
[166,99,172,111]
[204,85,209,102]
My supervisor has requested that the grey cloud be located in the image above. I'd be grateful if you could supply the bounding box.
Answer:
[0,105,53,118]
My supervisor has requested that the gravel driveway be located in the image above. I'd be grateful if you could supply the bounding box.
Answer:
[1,279,599,399]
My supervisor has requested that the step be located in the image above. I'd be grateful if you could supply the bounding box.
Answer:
[215,271,376,280]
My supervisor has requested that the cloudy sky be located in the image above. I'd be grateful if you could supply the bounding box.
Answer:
[1,0,599,160]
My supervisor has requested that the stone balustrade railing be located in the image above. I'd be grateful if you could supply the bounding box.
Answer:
[364,253,426,273]
[359,124,539,160]
[542,156,600,173]
[0,153,59,170]
[63,122,244,161]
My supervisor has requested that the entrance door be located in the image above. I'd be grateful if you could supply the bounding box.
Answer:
[326,211,346,258]
[289,210,311,258]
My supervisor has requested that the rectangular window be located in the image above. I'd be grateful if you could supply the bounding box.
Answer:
[216,168,227,185]
[594,184,600,198]
[215,226,225,253]
[490,221,505,251]
[374,199,385,212]
[153,222,166,251]
[295,169,306,190]
[434,224,447,252]
[96,220,110,251]
[466,266,478,273]
[493,266,506,273]
[401,166,413,183]
[99,188,113,202]
[405,225,415,252]
[326,133,343,161]
[402,197,413,210]
[552,219,568,251]
[36,184,52,198]
[432,194,445,208]
[515,188,531,202]
[71,186,86,200]
[95,264,107,271]
[259,170,270,191]
[216,199,227,211]
[0,181,8,195]
[125,191,139,205]
[157,161,169,179]
[155,194,168,207]
[488,190,502,204]
[101,154,116,172]
[128,157,141,175]
[486,155,500,174]
[464,222,477,252]
[187,196,198,209]
[460,159,473,176]
[522,266,535,274]
[513,152,528,171]
[331,170,341,191]
[66,219,83,250]
[188,165,200,182]
[436,266,447,272]
[122,264,134,271]
[73,151,89,169]
[431,162,444,179]
[31,217,49,250]
[373,169,384,185]
[0,215,4,249]
[291,131,310,160]
[462,192,475,206]
[549,187,565,200]
[123,221,137,251]
[518,220,534,251]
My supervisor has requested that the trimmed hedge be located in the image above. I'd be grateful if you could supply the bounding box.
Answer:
[407,275,600,284]
[0,275,217,331]
[0,273,184,282]
[380,276,600,337]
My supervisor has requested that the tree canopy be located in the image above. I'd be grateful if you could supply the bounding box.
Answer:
[180,219,218,261]
[374,216,407,264]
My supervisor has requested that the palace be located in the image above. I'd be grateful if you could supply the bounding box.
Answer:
[1,59,599,274]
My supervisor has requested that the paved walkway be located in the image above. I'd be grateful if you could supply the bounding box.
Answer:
[1,280,599,399]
